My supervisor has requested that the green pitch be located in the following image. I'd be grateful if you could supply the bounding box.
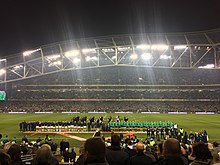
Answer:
[0,113,220,148]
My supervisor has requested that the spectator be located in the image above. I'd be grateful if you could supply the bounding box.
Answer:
[190,142,213,165]
[124,140,136,158]
[156,138,188,165]
[84,137,108,165]
[106,134,129,165]
[145,146,156,163]
[50,141,57,154]
[0,150,11,165]
[63,140,69,154]
[156,142,164,162]
[130,142,153,165]
[60,139,64,156]
[21,136,28,143]
[75,146,85,165]
[12,137,17,143]
[63,148,69,162]
[36,137,42,143]
[7,144,24,165]
[32,144,59,165]
[2,135,9,144]
[20,143,28,155]
[212,151,220,165]
[69,148,76,163]
[45,135,51,142]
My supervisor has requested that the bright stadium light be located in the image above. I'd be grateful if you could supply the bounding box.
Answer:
[53,60,62,66]
[112,55,116,60]
[160,54,171,59]
[141,53,152,60]
[0,59,6,62]
[85,56,91,61]
[48,60,62,67]
[73,58,81,64]
[46,54,60,60]
[151,45,168,50]
[23,48,40,56]
[64,50,80,57]
[82,48,96,54]
[136,44,150,50]
[101,48,114,52]
[86,56,98,61]
[198,64,214,69]
[174,45,188,50]
[13,65,23,70]
[0,69,6,75]
[130,53,138,60]
[206,47,210,50]
[118,47,131,51]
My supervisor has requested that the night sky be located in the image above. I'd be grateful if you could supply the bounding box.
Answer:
[0,0,220,56]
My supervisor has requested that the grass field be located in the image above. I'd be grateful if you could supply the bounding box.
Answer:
[0,113,220,148]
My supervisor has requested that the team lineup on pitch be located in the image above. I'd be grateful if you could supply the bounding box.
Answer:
[0,113,219,148]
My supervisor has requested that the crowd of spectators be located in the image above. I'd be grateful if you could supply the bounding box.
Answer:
[9,88,220,100]
[2,101,220,113]
[1,66,219,114]
[1,131,220,165]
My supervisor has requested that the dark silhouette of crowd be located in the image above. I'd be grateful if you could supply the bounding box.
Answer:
[1,130,220,165]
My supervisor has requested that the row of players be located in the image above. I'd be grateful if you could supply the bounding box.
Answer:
[19,115,127,132]
[19,122,174,133]
[19,116,174,133]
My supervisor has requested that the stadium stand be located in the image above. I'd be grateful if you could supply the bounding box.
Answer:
[1,30,220,164]
[0,131,219,165]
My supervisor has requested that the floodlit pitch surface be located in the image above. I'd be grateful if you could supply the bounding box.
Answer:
[0,113,220,147]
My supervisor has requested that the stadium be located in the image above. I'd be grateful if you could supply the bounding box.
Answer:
[1,29,220,164]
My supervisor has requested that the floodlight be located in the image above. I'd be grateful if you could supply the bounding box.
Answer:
[64,50,80,57]
[0,59,6,62]
[160,55,171,59]
[91,56,98,61]
[82,48,96,54]
[23,48,40,56]
[102,48,114,52]
[118,47,131,51]
[0,69,6,75]
[53,60,62,66]
[85,56,91,61]
[85,56,98,61]
[151,45,168,50]
[112,56,116,60]
[46,54,60,60]
[198,64,214,68]
[136,44,150,50]
[174,45,187,50]
[141,53,152,60]
[13,65,23,70]
[73,58,80,64]
[130,53,138,60]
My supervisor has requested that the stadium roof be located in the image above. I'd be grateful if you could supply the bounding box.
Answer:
[0,29,220,83]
